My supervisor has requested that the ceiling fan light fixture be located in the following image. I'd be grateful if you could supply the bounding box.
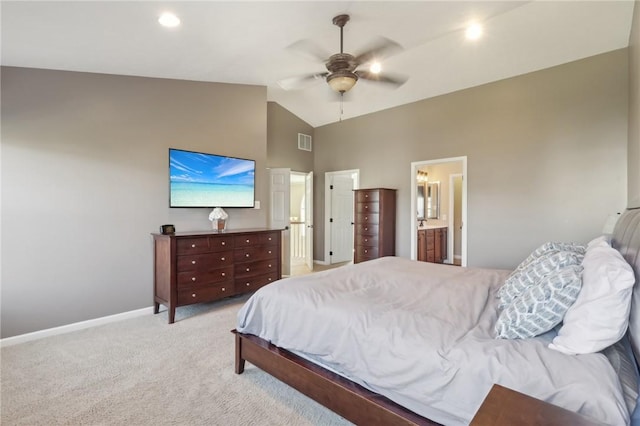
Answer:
[327,71,358,93]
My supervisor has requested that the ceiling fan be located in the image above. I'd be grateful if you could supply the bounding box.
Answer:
[278,14,408,94]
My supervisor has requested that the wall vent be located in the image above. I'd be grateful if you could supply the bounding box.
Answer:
[298,133,312,151]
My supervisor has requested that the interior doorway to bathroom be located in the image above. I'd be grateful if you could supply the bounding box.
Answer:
[410,157,467,266]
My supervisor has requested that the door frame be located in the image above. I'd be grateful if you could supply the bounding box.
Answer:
[323,169,360,266]
[410,157,467,266]
[449,173,463,265]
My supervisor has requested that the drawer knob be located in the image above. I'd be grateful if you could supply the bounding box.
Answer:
[221,241,225,246]
[268,237,272,241]
[268,278,272,282]
[191,244,196,248]
[222,287,226,292]
[365,205,368,209]
[245,253,250,258]
[221,272,226,277]
[191,260,196,264]
[246,268,250,272]
[246,239,250,243]
[268,250,272,254]
[191,293,196,298]
[221,257,225,261]
[364,238,368,242]
[364,250,368,253]
[365,194,368,198]
[268,264,272,268]
[365,217,368,220]
[364,227,368,231]
[191,277,196,281]
[246,283,250,287]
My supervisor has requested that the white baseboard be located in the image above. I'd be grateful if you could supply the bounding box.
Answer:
[0,306,154,347]
[314,260,329,266]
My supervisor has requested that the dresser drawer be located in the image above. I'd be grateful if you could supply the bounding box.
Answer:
[356,234,379,247]
[234,245,278,262]
[355,213,379,225]
[177,250,233,271]
[259,232,279,246]
[233,234,262,247]
[355,245,378,259]
[356,190,379,203]
[356,223,379,236]
[176,237,210,254]
[235,259,278,279]
[177,282,234,305]
[235,272,279,293]
[177,266,233,287]
[208,236,233,252]
[356,202,380,214]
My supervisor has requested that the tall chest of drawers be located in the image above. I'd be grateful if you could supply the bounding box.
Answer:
[354,188,396,263]
[153,228,281,323]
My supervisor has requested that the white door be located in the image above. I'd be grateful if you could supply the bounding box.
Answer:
[269,168,291,276]
[329,175,355,264]
[305,171,314,270]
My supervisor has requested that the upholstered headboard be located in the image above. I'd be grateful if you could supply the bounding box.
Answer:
[611,208,640,365]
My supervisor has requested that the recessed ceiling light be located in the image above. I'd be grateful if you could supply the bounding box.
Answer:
[465,23,482,40]
[370,62,382,74]
[159,12,180,28]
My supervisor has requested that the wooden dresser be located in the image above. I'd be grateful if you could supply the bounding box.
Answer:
[354,188,396,264]
[417,227,448,263]
[152,228,281,323]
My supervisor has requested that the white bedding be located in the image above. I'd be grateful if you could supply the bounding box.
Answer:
[236,257,630,425]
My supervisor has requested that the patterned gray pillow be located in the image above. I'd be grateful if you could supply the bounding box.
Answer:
[498,250,583,309]
[512,242,586,273]
[495,265,583,339]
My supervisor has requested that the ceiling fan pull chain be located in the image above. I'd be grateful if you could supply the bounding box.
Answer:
[340,93,344,122]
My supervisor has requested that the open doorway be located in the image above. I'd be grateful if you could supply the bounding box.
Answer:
[410,157,467,266]
[268,168,313,277]
[290,171,314,276]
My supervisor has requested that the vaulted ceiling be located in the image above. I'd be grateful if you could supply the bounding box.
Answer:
[1,1,635,127]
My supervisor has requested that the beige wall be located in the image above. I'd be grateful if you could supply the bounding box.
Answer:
[630,1,640,208]
[267,101,314,172]
[314,50,629,269]
[1,67,267,338]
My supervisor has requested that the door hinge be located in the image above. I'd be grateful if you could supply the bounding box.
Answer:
[330,251,333,256]
[329,218,333,223]
[330,185,334,190]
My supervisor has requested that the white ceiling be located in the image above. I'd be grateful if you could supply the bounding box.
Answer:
[1,1,635,127]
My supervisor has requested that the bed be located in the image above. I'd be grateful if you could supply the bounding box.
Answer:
[233,207,640,425]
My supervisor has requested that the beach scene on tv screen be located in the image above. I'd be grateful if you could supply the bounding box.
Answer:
[170,150,254,207]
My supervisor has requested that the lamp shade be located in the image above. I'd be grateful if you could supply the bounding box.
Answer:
[327,71,358,93]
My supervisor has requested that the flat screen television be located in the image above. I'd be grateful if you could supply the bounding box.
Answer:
[169,148,255,208]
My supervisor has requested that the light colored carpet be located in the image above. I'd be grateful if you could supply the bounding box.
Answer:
[1,294,352,425]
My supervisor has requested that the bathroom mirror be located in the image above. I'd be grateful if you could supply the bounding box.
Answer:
[417,184,426,220]
[426,181,440,219]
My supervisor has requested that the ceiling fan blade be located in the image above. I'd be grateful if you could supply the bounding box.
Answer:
[353,37,403,65]
[286,39,331,63]
[356,70,408,87]
[277,72,328,91]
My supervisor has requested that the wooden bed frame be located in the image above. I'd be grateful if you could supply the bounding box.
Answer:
[232,207,640,425]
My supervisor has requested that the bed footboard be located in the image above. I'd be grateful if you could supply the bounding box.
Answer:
[231,329,439,426]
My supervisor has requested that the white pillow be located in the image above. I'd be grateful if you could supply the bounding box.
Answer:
[587,235,611,249]
[549,240,636,355]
